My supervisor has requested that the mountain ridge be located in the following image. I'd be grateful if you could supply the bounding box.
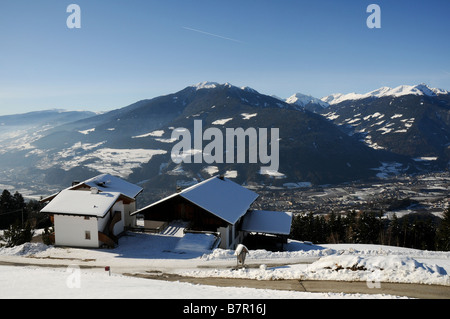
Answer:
[321,84,450,105]
[1,81,448,197]
[318,93,450,168]
[0,82,416,194]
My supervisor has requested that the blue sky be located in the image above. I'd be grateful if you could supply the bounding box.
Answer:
[0,0,449,115]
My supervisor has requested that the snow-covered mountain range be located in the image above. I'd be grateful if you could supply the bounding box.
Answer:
[317,84,450,168]
[193,82,449,110]
[321,84,449,105]
[0,81,448,197]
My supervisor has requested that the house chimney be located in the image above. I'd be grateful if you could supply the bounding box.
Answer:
[91,187,99,194]
[219,175,225,180]
[72,180,81,186]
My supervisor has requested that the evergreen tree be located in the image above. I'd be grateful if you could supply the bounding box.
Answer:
[388,213,401,246]
[356,212,380,244]
[1,220,34,248]
[343,210,358,243]
[304,213,315,242]
[42,226,55,245]
[0,190,19,229]
[0,189,13,211]
[314,215,328,244]
[400,216,410,247]
[290,209,444,251]
[26,199,49,229]
[13,191,25,211]
[436,208,450,251]
[290,214,305,241]
[0,190,39,230]
[327,212,345,243]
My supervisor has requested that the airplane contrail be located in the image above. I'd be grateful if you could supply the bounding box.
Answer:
[182,26,243,44]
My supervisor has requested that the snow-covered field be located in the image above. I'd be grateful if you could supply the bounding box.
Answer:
[0,230,449,299]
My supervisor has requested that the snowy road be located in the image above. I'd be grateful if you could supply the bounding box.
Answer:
[1,231,450,299]
[127,270,450,299]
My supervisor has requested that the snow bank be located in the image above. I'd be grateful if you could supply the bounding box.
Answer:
[186,253,449,286]
[185,243,450,286]
[202,245,335,261]
[0,242,50,256]
[306,254,449,286]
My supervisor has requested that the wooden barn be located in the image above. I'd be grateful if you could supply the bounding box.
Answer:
[132,175,292,249]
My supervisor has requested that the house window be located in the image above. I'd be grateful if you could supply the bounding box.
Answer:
[84,216,90,220]
[85,231,91,240]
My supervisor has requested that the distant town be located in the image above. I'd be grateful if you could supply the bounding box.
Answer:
[250,171,449,219]
[136,171,449,220]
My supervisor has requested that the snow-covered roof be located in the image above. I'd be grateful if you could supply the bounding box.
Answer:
[132,176,259,225]
[40,189,121,218]
[75,174,143,199]
[40,174,143,204]
[241,210,293,235]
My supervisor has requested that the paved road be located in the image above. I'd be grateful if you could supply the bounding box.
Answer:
[128,272,450,299]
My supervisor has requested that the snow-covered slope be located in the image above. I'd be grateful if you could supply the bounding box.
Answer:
[322,84,449,105]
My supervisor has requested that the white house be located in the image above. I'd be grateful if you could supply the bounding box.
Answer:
[40,174,143,248]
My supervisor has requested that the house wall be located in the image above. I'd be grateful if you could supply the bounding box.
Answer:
[96,200,125,237]
[123,201,136,228]
[97,214,109,234]
[142,196,227,231]
[54,215,99,248]
[218,226,229,249]
[218,224,245,249]
[111,200,124,235]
